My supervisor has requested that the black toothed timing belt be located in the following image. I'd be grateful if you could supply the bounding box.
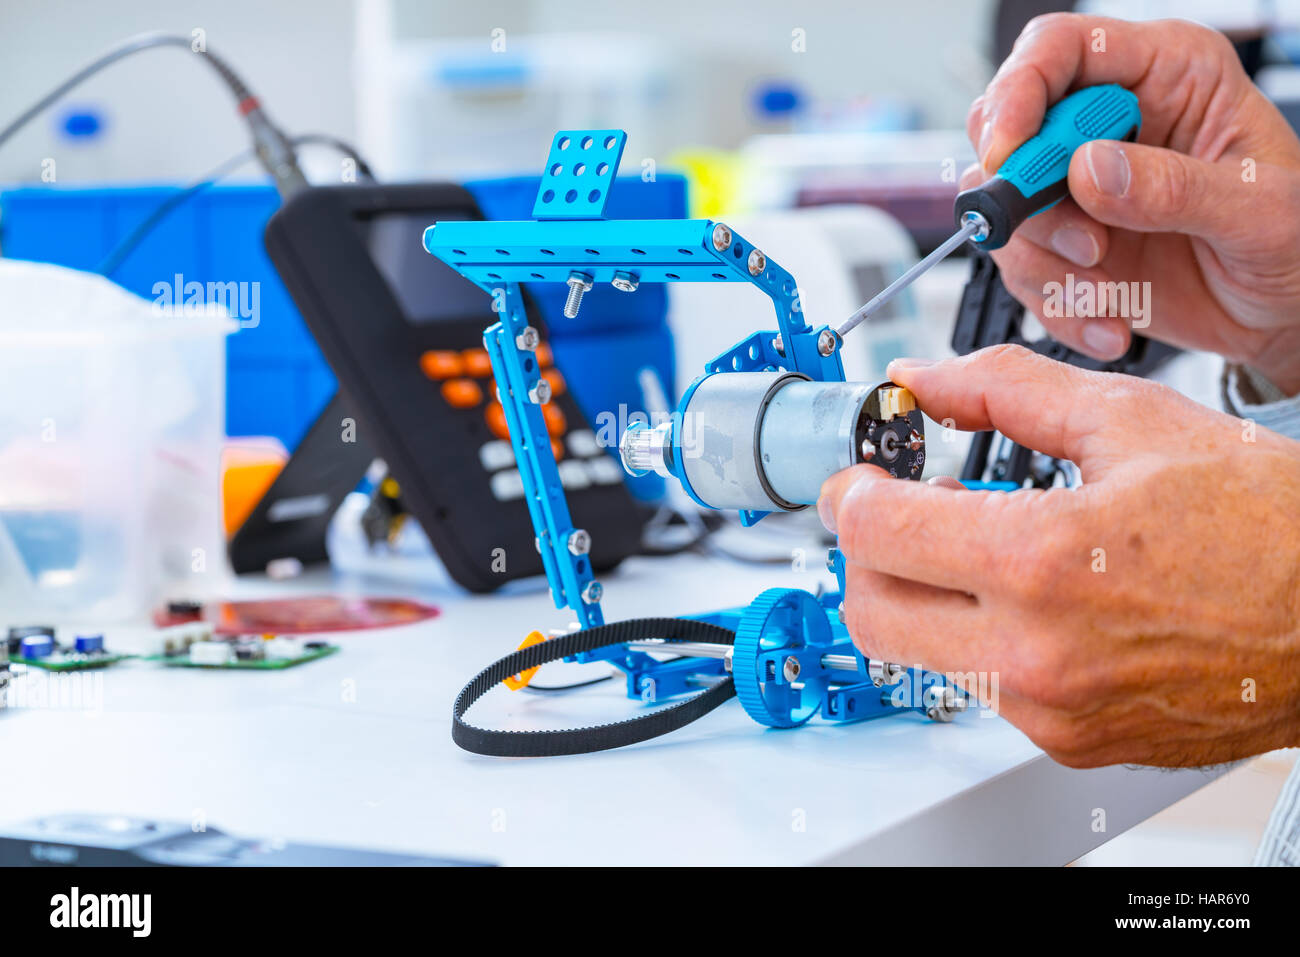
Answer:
[452,617,736,757]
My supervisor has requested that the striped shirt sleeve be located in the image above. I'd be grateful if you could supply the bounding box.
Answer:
[1222,363,1300,867]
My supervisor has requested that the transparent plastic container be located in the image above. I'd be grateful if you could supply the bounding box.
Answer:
[0,260,232,624]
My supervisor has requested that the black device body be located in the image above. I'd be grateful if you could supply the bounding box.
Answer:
[0,814,486,866]
[262,183,643,592]
[952,252,1176,484]
[228,392,376,573]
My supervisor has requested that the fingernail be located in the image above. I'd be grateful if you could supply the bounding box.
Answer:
[1082,320,1124,357]
[1049,226,1100,267]
[1086,141,1130,198]
[977,120,994,164]
[817,496,836,534]
[888,357,936,373]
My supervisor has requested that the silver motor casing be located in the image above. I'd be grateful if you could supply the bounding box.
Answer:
[677,372,878,511]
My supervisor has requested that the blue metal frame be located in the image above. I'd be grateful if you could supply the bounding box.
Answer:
[424,128,959,729]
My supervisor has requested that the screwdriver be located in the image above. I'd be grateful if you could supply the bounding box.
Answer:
[836,84,1141,339]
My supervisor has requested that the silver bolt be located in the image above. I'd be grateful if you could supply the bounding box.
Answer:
[860,439,875,461]
[747,249,766,276]
[581,580,603,604]
[924,684,966,723]
[567,529,591,555]
[782,656,801,682]
[868,660,905,688]
[563,271,594,318]
[711,223,732,252]
[836,602,846,624]
[611,271,639,293]
[528,378,553,405]
[515,326,540,351]
[817,329,838,356]
[772,334,784,357]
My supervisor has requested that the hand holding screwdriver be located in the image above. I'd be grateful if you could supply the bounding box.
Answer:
[962,14,1300,380]
[837,84,1140,338]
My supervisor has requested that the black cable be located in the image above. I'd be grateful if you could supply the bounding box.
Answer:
[0,31,306,197]
[521,674,615,694]
[97,133,376,277]
[293,133,375,181]
[0,33,247,153]
[520,653,688,694]
[97,147,254,277]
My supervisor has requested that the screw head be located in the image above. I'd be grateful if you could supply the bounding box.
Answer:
[567,529,591,555]
[611,271,639,293]
[924,684,962,722]
[836,602,846,624]
[782,656,801,682]
[747,249,766,276]
[566,271,594,291]
[817,329,838,356]
[772,334,785,357]
[515,326,540,351]
[528,379,553,405]
[581,580,603,604]
[711,223,733,252]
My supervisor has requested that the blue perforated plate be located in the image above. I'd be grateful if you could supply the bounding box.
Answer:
[532,130,627,219]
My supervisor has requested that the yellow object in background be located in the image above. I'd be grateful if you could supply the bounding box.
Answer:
[668,149,747,219]
[221,438,289,538]
[504,630,549,691]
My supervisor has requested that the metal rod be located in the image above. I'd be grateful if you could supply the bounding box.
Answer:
[627,640,731,659]
[629,640,863,675]
[836,218,981,338]
[819,654,859,672]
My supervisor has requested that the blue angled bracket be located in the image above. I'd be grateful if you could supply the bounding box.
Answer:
[424,129,847,628]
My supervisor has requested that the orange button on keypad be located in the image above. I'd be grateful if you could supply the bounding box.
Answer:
[485,401,511,440]
[462,348,494,378]
[441,378,483,409]
[542,404,567,437]
[420,350,463,380]
[541,368,566,397]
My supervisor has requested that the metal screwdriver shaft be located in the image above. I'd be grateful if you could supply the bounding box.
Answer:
[836,86,1142,342]
[836,217,982,339]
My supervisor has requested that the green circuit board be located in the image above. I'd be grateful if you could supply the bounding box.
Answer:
[157,643,340,670]
[10,652,133,672]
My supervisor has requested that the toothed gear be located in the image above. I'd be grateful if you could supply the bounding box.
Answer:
[732,588,836,728]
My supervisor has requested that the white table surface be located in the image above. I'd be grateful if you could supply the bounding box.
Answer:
[0,547,1223,866]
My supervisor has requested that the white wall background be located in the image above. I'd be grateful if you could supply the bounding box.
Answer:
[0,0,356,183]
[0,0,996,185]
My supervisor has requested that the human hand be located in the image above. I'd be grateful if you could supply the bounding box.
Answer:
[818,345,1300,768]
[967,13,1300,395]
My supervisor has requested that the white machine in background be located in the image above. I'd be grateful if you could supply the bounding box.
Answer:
[666,205,942,391]
[353,6,765,180]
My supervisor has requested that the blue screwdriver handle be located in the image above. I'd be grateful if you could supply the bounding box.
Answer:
[955,84,1141,250]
